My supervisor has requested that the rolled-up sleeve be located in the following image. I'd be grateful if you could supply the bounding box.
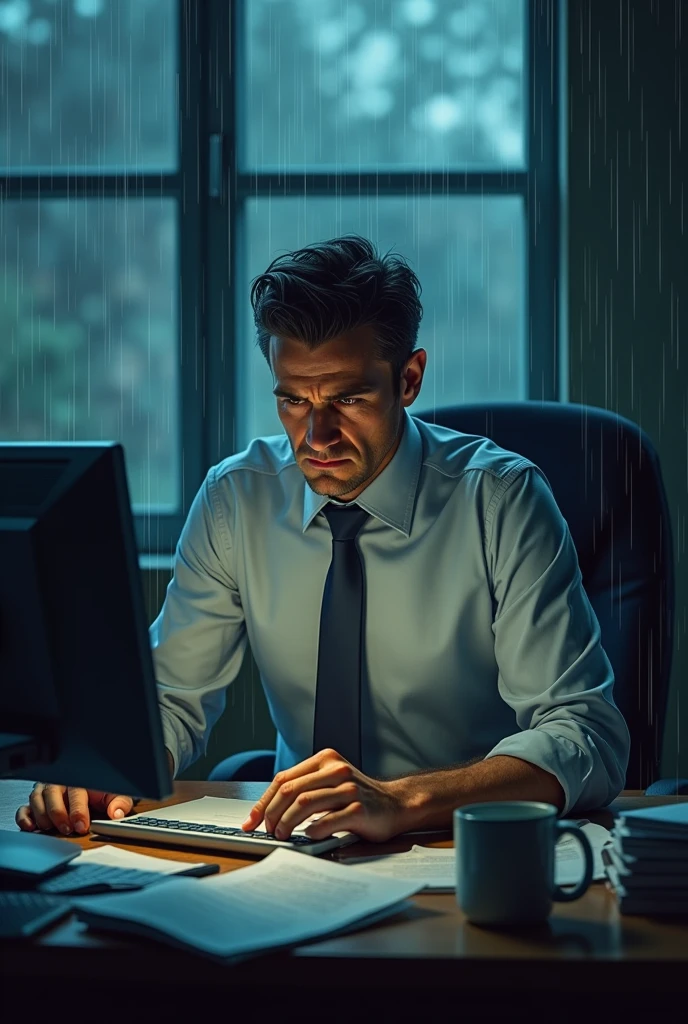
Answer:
[483,464,631,815]
[150,466,247,776]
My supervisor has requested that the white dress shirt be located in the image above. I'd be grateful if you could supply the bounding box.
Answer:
[151,408,631,815]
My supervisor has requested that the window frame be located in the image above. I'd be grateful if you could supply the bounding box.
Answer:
[0,0,565,557]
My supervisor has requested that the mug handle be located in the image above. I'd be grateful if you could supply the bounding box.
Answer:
[551,823,594,902]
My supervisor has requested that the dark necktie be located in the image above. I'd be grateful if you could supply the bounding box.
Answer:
[313,502,371,769]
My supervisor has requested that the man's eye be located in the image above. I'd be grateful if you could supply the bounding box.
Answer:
[281,397,360,408]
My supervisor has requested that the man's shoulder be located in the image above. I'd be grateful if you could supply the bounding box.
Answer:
[203,420,540,501]
[412,415,535,486]
[210,432,296,485]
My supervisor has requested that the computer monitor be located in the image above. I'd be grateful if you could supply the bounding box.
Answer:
[0,442,172,800]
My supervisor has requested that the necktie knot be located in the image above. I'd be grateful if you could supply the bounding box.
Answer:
[321,503,370,542]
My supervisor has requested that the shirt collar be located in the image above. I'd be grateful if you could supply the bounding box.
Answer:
[302,408,422,537]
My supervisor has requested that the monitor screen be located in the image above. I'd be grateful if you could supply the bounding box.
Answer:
[0,442,172,800]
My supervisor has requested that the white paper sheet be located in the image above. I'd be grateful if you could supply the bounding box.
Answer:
[73,847,421,960]
[75,844,209,875]
[129,795,349,837]
[342,822,613,891]
[555,822,612,885]
[343,845,457,891]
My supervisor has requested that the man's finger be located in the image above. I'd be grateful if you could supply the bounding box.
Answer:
[305,802,364,840]
[104,794,134,819]
[263,762,353,834]
[246,770,320,833]
[15,804,36,831]
[28,785,52,831]
[242,756,325,828]
[67,788,91,834]
[42,785,72,834]
[274,784,358,839]
[241,750,345,830]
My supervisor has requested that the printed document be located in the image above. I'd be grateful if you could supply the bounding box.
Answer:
[342,822,613,891]
[73,847,421,962]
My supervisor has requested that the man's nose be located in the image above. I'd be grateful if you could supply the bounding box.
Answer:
[306,410,341,450]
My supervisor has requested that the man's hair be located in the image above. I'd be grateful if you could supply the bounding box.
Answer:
[250,234,423,398]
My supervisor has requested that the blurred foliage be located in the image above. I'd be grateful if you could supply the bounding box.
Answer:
[0,270,86,435]
[247,0,524,169]
[0,198,179,508]
[0,0,176,169]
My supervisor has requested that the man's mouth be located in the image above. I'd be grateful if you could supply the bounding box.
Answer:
[306,457,348,466]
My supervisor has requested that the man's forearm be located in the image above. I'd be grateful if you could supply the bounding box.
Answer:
[390,755,566,833]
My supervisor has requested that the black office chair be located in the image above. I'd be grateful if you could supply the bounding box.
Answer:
[211,402,685,795]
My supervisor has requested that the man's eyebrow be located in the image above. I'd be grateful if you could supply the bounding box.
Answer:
[272,382,377,401]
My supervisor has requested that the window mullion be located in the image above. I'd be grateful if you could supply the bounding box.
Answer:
[526,0,562,402]
[235,171,529,200]
[0,173,180,201]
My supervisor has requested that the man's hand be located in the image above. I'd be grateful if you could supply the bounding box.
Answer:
[15,784,133,836]
[240,748,411,843]
[16,748,176,836]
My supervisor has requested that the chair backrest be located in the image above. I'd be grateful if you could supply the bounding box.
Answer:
[413,402,674,790]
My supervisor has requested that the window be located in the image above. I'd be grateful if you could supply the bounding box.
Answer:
[0,0,563,553]
[0,0,199,551]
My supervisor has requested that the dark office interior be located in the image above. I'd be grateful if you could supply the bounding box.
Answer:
[0,1,687,1019]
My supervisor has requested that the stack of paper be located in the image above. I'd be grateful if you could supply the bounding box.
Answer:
[602,803,688,914]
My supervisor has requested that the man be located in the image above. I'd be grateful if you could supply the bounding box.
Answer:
[16,234,630,844]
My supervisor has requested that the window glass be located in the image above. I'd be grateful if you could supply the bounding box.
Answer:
[238,195,524,450]
[245,0,525,171]
[0,0,177,170]
[0,199,180,509]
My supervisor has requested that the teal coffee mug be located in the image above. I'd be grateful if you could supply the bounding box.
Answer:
[454,801,594,926]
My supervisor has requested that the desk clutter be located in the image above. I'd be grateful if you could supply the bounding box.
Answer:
[602,802,688,914]
[72,847,420,963]
[0,836,220,895]
[42,817,609,959]
[36,845,220,895]
[0,841,220,939]
[0,839,418,955]
[341,821,612,891]
[9,797,688,957]
[0,804,613,960]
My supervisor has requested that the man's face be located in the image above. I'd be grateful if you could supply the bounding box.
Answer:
[271,326,427,503]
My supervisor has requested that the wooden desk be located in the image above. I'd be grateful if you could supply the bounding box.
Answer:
[2,780,688,1021]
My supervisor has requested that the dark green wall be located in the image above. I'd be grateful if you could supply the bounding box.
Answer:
[142,0,688,783]
[567,1,687,777]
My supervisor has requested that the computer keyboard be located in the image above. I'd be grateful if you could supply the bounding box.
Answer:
[90,813,359,858]
[37,860,217,896]
[0,891,72,940]
[133,816,318,843]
